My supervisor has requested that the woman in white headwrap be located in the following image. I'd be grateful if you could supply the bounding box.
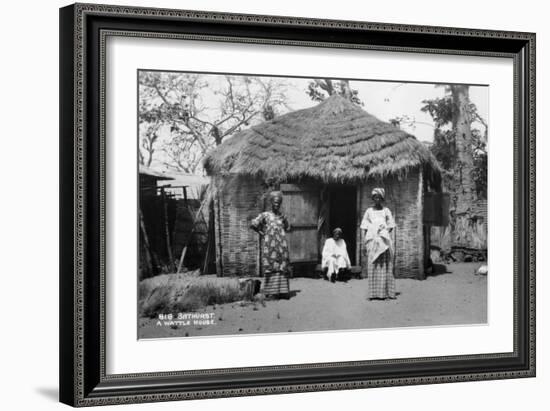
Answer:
[321,228,351,283]
[360,188,396,300]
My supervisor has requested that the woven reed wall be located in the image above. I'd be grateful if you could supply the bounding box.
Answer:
[358,169,424,279]
[213,175,264,277]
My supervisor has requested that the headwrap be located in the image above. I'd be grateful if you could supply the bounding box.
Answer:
[269,190,283,202]
[332,227,343,236]
[371,187,385,200]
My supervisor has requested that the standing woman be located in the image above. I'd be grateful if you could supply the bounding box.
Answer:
[250,191,291,299]
[360,188,396,300]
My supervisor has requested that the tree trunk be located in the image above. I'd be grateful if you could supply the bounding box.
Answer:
[449,85,478,251]
[451,85,476,207]
[340,80,352,100]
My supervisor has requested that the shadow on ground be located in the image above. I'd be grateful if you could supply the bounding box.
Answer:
[427,263,453,277]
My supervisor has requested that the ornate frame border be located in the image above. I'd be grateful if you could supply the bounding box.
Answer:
[59,3,535,407]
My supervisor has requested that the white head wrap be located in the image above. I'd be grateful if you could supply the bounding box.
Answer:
[371,187,385,200]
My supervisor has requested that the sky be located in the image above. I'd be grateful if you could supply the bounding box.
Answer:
[141,72,489,173]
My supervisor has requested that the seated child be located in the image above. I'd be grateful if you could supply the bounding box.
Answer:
[321,228,351,282]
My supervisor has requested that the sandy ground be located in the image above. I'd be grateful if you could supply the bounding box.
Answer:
[139,262,487,339]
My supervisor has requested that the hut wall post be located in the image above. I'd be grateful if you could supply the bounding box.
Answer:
[416,171,425,280]
[212,178,223,277]
[317,186,330,261]
[356,185,366,278]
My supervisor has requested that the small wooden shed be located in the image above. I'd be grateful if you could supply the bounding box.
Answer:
[204,95,442,279]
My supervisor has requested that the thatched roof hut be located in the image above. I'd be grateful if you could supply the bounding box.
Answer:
[204,95,443,280]
[204,95,440,183]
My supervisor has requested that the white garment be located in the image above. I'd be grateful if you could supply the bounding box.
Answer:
[360,207,395,263]
[322,238,351,279]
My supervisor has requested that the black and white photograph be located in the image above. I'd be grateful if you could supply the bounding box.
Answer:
[0,0,543,408]
[137,71,489,339]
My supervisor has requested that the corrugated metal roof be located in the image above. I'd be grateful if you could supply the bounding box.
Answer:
[139,165,174,180]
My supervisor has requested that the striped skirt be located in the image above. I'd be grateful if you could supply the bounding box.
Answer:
[367,250,396,299]
[262,271,290,297]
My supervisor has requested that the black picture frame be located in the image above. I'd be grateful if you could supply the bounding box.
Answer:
[59,3,536,407]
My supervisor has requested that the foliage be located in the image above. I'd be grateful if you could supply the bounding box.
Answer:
[471,129,488,197]
[430,128,456,170]
[420,91,487,198]
[139,273,247,318]
[306,79,363,106]
[138,72,289,173]
[420,96,454,127]
[388,114,418,130]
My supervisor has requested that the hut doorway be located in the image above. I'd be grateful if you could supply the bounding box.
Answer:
[328,185,357,265]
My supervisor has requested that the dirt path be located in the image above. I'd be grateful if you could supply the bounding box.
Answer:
[139,262,487,339]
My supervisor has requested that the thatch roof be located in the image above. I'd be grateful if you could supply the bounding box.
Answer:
[204,95,441,184]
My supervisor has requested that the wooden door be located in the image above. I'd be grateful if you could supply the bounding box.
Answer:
[280,184,320,264]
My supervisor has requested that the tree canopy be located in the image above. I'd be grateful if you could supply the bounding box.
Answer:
[138,72,289,173]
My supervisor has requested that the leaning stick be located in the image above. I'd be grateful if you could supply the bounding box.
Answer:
[160,187,175,272]
[139,208,154,277]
